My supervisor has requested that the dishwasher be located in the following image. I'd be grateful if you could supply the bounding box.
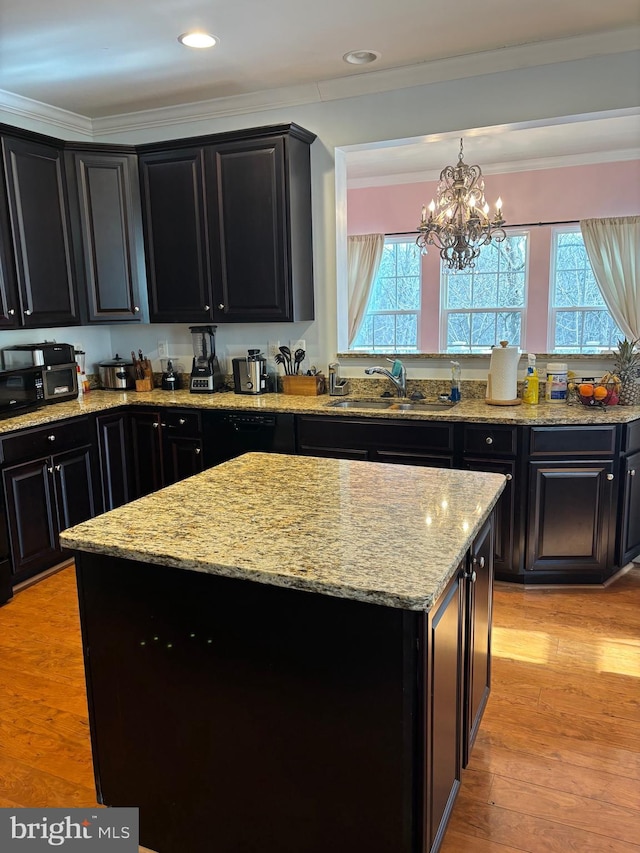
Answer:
[202,410,296,467]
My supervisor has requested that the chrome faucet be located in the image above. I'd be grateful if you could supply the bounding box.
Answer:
[365,358,407,397]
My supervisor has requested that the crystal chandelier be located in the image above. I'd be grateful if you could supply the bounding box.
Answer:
[416,138,506,272]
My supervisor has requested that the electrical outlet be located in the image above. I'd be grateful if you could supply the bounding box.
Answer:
[267,340,280,360]
[290,339,306,354]
[157,340,169,358]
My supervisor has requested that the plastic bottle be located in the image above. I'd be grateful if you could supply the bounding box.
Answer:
[450,361,461,402]
[545,362,568,403]
[522,354,539,404]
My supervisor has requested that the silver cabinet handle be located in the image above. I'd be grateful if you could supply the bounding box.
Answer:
[195,447,201,455]
[606,473,614,481]
[179,418,186,425]
[47,434,56,442]
[7,308,15,316]
[24,309,32,316]
[630,469,636,477]
[217,304,224,309]
[505,473,512,481]
[485,436,493,445]
[133,306,140,313]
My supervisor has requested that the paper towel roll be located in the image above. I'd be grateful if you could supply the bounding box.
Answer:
[487,342,520,402]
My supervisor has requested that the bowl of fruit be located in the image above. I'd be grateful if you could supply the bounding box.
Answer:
[569,374,620,407]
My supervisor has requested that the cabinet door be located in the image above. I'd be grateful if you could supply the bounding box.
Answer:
[526,460,615,576]
[139,148,212,323]
[426,569,463,853]
[130,411,164,498]
[163,435,203,485]
[96,411,133,511]
[464,457,518,576]
[0,164,20,328]
[52,445,99,534]
[464,516,493,767]
[68,149,146,323]
[208,137,292,322]
[2,458,60,582]
[1,135,79,327]
[619,450,640,567]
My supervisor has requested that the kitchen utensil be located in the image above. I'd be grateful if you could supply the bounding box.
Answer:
[279,346,293,375]
[189,325,224,393]
[293,348,306,374]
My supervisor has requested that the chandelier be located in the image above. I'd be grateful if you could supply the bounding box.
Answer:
[416,138,506,272]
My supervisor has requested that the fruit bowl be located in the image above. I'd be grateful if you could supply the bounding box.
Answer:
[573,381,618,407]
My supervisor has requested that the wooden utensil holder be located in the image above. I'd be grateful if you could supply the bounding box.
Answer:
[281,374,325,396]
[135,377,154,392]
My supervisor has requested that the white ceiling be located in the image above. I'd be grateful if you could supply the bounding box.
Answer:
[1,0,639,119]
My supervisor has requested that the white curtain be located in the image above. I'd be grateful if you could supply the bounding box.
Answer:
[347,234,384,346]
[580,216,640,341]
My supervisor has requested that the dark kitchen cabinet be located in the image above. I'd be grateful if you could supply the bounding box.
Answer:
[96,410,134,511]
[2,443,98,585]
[296,415,455,467]
[463,516,493,768]
[618,420,640,567]
[138,123,315,324]
[130,408,204,498]
[1,133,79,327]
[66,147,147,323]
[138,147,212,323]
[0,157,19,330]
[207,128,314,322]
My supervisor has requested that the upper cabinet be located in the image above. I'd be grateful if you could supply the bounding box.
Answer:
[0,159,19,330]
[1,134,79,328]
[138,123,316,324]
[66,146,148,324]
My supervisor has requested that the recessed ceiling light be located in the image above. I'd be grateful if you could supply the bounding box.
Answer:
[178,32,218,49]
[343,50,381,65]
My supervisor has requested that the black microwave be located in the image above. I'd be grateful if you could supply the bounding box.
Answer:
[0,364,78,417]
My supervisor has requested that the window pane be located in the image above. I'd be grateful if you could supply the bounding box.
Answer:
[377,244,396,278]
[352,314,373,349]
[372,314,396,348]
[471,313,497,348]
[397,277,420,310]
[471,274,498,308]
[396,313,418,349]
[496,312,522,346]
[555,269,583,306]
[447,313,471,351]
[555,310,581,350]
[371,278,397,311]
[497,272,525,306]
[446,274,472,308]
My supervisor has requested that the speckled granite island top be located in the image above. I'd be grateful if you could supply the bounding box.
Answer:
[60,452,505,611]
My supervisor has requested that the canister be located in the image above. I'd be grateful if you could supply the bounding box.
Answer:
[545,362,568,403]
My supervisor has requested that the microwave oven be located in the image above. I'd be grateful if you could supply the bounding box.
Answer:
[0,364,78,417]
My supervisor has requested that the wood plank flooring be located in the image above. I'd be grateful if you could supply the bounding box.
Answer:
[0,564,639,852]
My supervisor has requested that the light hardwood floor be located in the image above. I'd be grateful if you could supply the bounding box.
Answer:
[0,565,638,852]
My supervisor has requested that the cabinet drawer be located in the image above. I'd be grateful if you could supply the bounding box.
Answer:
[463,425,517,456]
[161,410,202,436]
[0,417,92,465]
[297,416,454,455]
[529,426,618,457]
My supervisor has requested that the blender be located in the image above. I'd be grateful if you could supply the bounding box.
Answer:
[189,326,224,393]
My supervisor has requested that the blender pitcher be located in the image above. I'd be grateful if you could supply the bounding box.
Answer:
[189,326,224,393]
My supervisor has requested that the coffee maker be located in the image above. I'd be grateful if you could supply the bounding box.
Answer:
[232,349,268,395]
[189,326,224,393]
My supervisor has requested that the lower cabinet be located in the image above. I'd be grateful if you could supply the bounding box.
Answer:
[618,420,640,567]
[3,445,98,584]
[96,410,134,511]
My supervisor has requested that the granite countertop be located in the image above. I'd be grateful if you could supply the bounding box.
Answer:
[60,452,505,612]
[0,388,638,435]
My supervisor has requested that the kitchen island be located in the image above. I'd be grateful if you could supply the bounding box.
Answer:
[61,453,505,853]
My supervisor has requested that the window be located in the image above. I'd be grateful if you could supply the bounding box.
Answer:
[351,237,421,352]
[550,229,623,353]
[441,233,527,353]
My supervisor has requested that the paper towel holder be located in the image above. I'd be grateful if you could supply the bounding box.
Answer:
[486,340,522,406]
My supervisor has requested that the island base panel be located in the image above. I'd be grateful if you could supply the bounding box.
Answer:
[75,554,425,853]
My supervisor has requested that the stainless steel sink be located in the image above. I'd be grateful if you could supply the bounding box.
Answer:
[325,399,458,411]
[325,399,393,409]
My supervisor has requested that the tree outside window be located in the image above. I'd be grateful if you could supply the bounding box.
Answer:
[442,233,527,353]
[351,237,421,352]
[550,230,623,353]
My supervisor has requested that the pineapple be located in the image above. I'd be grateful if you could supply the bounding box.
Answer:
[613,338,640,406]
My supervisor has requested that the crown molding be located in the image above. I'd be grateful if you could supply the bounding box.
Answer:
[0,88,93,138]
[1,25,638,139]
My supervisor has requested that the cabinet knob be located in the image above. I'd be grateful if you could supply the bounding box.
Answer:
[55,464,61,472]
[195,447,201,455]
[133,306,140,313]
[24,309,32,316]
[630,469,636,477]
[204,304,211,311]
[464,569,477,583]
[47,434,56,442]
[160,423,167,427]
[7,308,15,316]
[152,422,159,429]
[606,473,614,481]
[505,473,512,481]
[178,418,186,425]
[485,436,493,445]
[473,556,485,569]
[47,466,54,474]
[217,304,224,310]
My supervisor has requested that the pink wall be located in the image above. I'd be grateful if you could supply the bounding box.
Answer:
[347,160,640,351]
